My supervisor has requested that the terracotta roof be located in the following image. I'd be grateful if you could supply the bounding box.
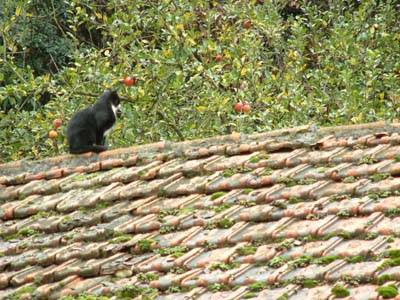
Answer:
[1,121,400,299]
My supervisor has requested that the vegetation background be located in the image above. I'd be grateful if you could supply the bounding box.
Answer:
[0,0,399,163]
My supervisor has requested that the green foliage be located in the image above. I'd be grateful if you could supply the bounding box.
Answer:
[7,285,37,300]
[211,191,227,200]
[331,284,350,298]
[236,245,257,256]
[208,261,240,271]
[386,249,400,259]
[216,217,235,229]
[376,284,398,299]
[302,279,319,288]
[137,272,159,283]
[378,257,400,270]
[115,285,158,299]
[110,234,132,244]
[248,281,267,292]
[1,1,400,162]
[154,245,188,258]
[61,295,109,300]
[137,238,155,252]
[377,274,396,285]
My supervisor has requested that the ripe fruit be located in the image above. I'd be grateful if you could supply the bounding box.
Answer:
[234,102,244,113]
[215,54,223,63]
[48,130,58,139]
[243,19,252,29]
[53,118,62,129]
[242,102,251,113]
[122,76,136,86]
[234,101,251,113]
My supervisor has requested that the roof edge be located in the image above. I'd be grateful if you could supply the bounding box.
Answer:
[1,121,399,177]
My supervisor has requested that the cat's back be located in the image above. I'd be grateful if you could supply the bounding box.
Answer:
[67,106,96,136]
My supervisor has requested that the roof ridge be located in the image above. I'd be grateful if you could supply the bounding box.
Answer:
[0,121,398,178]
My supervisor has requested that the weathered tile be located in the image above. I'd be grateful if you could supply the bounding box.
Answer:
[2,122,400,299]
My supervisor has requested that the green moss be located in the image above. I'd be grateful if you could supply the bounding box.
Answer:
[207,283,230,292]
[276,176,297,187]
[276,239,293,251]
[3,227,39,241]
[242,292,257,299]
[377,274,396,285]
[222,168,235,177]
[62,215,72,223]
[32,210,53,219]
[376,284,398,299]
[239,199,256,207]
[329,194,350,202]
[288,196,303,204]
[331,284,350,298]
[61,294,110,300]
[369,173,391,182]
[346,255,365,263]
[271,201,287,209]
[277,293,289,300]
[236,245,257,256]
[137,239,155,252]
[358,155,378,165]
[115,285,158,299]
[365,232,378,240]
[170,266,187,274]
[289,255,312,268]
[8,285,37,300]
[157,188,168,198]
[368,191,392,200]
[209,261,240,271]
[222,166,252,177]
[313,255,339,265]
[242,188,253,194]
[298,178,317,185]
[379,257,400,270]
[167,285,185,293]
[110,234,132,244]
[260,167,273,176]
[248,281,267,292]
[158,208,180,220]
[137,272,159,283]
[216,217,235,229]
[337,231,354,240]
[343,176,356,183]
[249,152,269,164]
[387,249,400,258]
[268,256,286,268]
[387,236,395,243]
[316,166,328,173]
[154,246,188,258]
[302,279,319,288]
[159,224,177,234]
[211,191,227,200]
[385,208,400,218]
[212,203,231,213]
[336,209,351,218]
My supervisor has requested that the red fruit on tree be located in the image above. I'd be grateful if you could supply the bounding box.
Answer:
[243,19,252,29]
[53,118,62,129]
[122,76,136,86]
[48,130,58,139]
[234,102,244,113]
[215,54,223,62]
[242,102,251,113]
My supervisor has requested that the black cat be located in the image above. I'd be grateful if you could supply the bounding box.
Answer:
[67,90,121,154]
